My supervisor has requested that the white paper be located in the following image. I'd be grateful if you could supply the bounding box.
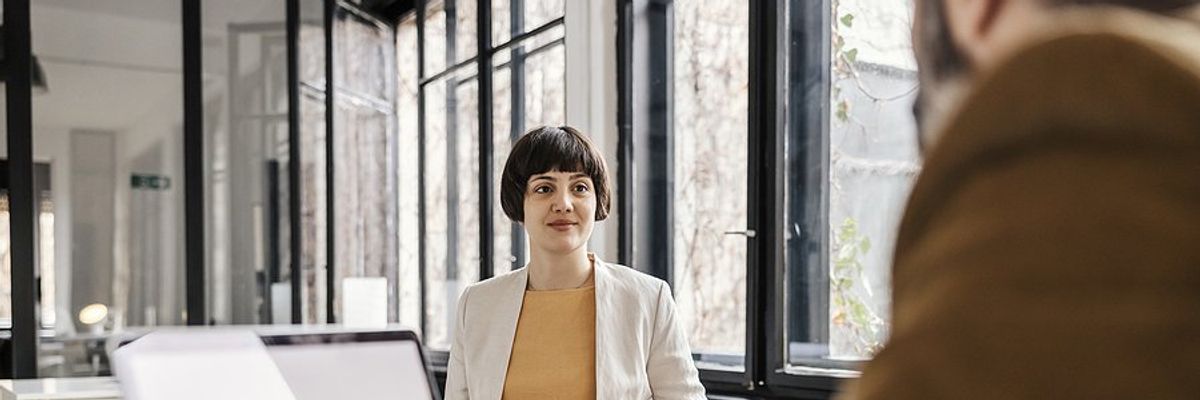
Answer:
[342,277,388,328]
[272,282,291,325]
[112,330,297,400]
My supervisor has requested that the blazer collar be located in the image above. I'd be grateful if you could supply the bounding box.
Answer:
[477,254,620,400]
[593,257,617,399]
[476,267,527,400]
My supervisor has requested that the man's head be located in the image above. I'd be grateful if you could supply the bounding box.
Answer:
[912,0,1200,146]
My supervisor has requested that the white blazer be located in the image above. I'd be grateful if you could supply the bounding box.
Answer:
[444,257,707,400]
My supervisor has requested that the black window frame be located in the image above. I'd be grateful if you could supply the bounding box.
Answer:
[618,0,848,398]
[387,0,851,397]
[406,0,566,367]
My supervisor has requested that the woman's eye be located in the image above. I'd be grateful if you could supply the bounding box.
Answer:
[534,186,551,194]
[574,184,589,192]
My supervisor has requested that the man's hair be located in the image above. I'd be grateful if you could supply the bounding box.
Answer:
[500,125,612,223]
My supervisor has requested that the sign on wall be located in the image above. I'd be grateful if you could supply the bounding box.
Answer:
[131,174,171,190]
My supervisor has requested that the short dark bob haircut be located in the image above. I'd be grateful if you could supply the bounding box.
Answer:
[500,125,612,223]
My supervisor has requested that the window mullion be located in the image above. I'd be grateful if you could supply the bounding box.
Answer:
[747,0,788,391]
[477,0,495,281]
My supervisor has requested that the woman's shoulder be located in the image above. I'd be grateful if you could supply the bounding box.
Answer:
[461,268,526,304]
[598,261,669,297]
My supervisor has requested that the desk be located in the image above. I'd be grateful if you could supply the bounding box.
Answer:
[0,377,120,400]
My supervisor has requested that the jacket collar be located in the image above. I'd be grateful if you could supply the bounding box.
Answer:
[593,257,617,399]
[474,254,620,400]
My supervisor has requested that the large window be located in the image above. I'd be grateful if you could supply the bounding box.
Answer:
[622,0,921,395]
[410,0,566,351]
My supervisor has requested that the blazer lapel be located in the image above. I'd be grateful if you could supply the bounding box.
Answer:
[593,259,615,400]
[477,268,528,400]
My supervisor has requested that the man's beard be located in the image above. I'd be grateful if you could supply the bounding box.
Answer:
[912,0,972,152]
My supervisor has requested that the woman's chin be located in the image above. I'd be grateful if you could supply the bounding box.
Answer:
[540,239,584,255]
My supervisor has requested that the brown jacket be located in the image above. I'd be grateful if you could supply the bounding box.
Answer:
[845,6,1200,400]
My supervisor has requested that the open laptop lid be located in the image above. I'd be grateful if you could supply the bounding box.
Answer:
[261,330,441,400]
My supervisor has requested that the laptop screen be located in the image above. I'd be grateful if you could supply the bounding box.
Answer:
[261,331,439,400]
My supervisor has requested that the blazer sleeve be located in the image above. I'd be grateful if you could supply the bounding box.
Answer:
[443,286,472,400]
[646,281,707,399]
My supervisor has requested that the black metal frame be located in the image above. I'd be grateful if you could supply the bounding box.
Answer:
[286,0,304,325]
[387,0,845,397]
[412,0,564,350]
[616,0,844,398]
[476,0,495,282]
[747,0,787,392]
[325,0,338,324]
[183,0,206,328]
[4,0,38,379]
[0,0,847,392]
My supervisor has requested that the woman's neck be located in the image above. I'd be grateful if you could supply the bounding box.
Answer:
[526,247,593,291]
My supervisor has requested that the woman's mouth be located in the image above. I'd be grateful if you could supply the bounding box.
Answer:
[547,220,577,232]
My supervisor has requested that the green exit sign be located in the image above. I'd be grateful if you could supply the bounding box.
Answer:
[131,174,172,190]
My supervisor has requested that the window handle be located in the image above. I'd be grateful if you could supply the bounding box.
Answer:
[723,229,757,238]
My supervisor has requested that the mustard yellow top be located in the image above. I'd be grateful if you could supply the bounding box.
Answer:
[501,285,596,400]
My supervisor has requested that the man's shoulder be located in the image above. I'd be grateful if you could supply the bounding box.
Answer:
[930,23,1200,170]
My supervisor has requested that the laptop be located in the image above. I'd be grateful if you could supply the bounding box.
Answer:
[113,328,440,400]
[261,330,440,400]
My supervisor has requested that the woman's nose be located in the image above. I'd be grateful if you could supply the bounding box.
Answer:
[551,192,573,213]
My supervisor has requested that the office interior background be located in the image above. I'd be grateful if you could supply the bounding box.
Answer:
[0,0,919,398]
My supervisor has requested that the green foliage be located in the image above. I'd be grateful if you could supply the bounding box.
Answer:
[844,48,858,64]
[840,13,855,28]
[830,217,884,357]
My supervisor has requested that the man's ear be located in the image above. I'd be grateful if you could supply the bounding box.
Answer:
[944,0,1006,45]
[943,0,1007,61]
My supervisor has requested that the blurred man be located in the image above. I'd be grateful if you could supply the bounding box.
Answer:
[844,0,1200,398]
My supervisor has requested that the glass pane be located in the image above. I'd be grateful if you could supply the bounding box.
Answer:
[673,0,749,370]
[0,166,49,330]
[491,61,517,276]
[491,32,565,276]
[333,7,399,325]
[335,9,392,101]
[423,0,478,78]
[825,0,918,360]
[30,0,184,377]
[397,15,423,334]
[492,0,565,46]
[520,42,566,130]
[203,0,290,327]
[423,67,480,350]
[785,0,920,368]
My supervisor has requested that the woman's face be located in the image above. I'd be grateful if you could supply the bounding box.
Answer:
[523,170,597,256]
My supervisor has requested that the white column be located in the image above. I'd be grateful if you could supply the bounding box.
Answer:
[565,0,620,262]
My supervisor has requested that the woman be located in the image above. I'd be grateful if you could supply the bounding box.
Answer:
[444,126,706,399]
